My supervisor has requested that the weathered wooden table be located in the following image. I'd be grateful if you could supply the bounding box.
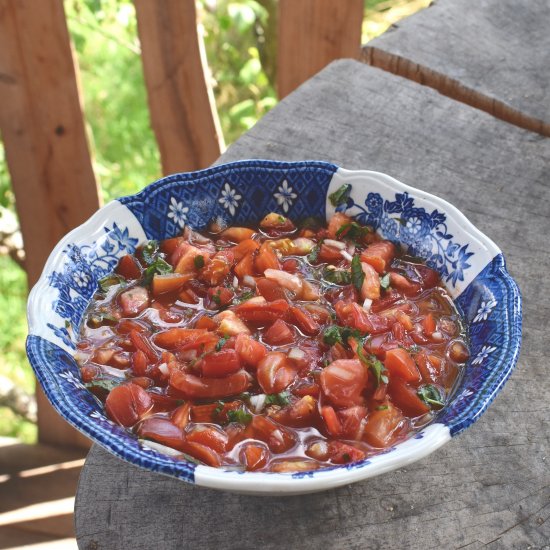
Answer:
[75,56,550,549]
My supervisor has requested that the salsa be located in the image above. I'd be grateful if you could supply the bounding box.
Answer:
[75,206,470,473]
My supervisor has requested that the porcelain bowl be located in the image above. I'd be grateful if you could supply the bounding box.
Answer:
[26,160,521,495]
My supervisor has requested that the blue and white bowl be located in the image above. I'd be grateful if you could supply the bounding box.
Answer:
[26,160,521,495]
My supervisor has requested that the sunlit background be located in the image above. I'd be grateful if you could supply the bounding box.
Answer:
[0,0,430,444]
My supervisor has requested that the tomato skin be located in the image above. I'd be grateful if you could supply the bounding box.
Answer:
[320,359,368,408]
[328,441,366,464]
[130,330,160,362]
[255,241,281,273]
[180,441,222,467]
[241,443,269,471]
[234,299,290,323]
[137,417,185,450]
[116,254,142,280]
[257,352,296,394]
[360,262,381,301]
[335,301,392,334]
[290,306,320,335]
[235,333,267,368]
[256,278,288,301]
[363,402,406,448]
[169,369,250,399]
[186,425,228,453]
[199,349,242,378]
[105,384,152,427]
[388,377,430,417]
[263,319,295,346]
[327,212,352,239]
[360,241,395,273]
[251,416,295,453]
[154,328,208,349]
[384,348,420,382]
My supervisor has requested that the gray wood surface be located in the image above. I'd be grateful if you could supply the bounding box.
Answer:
[75,61,550,549]
[363,0,550,136]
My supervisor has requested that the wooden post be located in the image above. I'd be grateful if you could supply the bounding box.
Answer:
[0,0,100,448]
[134,0,225,175]
[277,0,363,99]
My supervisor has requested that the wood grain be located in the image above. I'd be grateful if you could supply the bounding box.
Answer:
[0,0,99,448]
[362,0,550,136]
[134,0,225,175]
[76,61,550,549]
[277,0,363,98]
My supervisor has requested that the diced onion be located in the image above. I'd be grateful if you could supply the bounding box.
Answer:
[288,347,306,360]
[341,250,353,261]
[97,364,126,378]
[324,239,346,250]
[264,269,303,294]
[158,362,169,376]
[232,276,239,289]
[362,298,373,311]
[347,244,356,256]
[330,365,355,381]
[432,331,444,341]
[243,275,256,288]
[249,394,266,413]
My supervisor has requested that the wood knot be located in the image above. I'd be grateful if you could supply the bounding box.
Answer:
[55,125,65,136]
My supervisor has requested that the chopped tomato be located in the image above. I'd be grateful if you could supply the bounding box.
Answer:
[180,441,222,467]
[119,286,150,317]
[235,333,267,368]
[389,272,421,297]
[241,443,269,471]
[231,239,260,261]
[363,402,406,448]
[105,383,152,427]
[282,258,300,273]
[200,250,234,285]
[234,298,289,323]
[449,340,470,363]
[259,212,296,234]
[256,278,288,301]
[169,369,250,399]
[138,417,186,450]
[320,359,368,407]
[152,273,188,297]
[422,313,436,336]
[361,262,381,301]
[199,349,241,378]
[388,377,430,417]
[171,402,191,430]
[251,416,295,453]
[173,243,205,273]
[264,319,295,346]
[206,286,234,309]
[234,253,255,279]
[360,241,395,274]
[186,425,228,453]
[219,227,255,242]
[290,306,320,335]
[339,406,367,439]
[384,348,420,382]
[328,441,366,464]
[215,310,251,336]
[257,352,296,393]
[327,212,352,239]
[255,241,280,273]
[154,328,207,349]
[321,405,342,436]
[130,330,160,362]
[115,254,142,279]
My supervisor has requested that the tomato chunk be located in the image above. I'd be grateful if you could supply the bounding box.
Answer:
[360,241,395,274]
[199,349,242,378]
[234,299,289,323]
[388,377,430,417]
[320,359,368,407]
[363,402,406,448]
[384,348,420,382]
[169,369,250,399]
[257,352,296,393]
[105,384,152,427]
[235,333,267,368]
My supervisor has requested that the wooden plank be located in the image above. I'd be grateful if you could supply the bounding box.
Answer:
[362,0,550,136]
[75,61,550,549]
[277,0,363,98]
[134,0,225,175]
[0,0,100,449]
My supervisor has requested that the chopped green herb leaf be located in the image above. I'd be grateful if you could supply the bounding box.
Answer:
[277,215,286,223]
[376,405,389,411]
[323,267,351,285]
[234,290,255,304]
[227,409,253,425]
[213,401,225,416]
[265,391,292,407]
[342,453,351,462]
[356,344,387,387]
[142,257,173,285]
[351,255,365,291]
[194,255,205,269]
[212,289,221,305]
[417,385,445,409]
[307,239,323,263]
[322,325,365,347]
[98,273,127,293]
[329,183,352,207]
[142,240,160,265]
[380,273,391,290]
[336,222,370,243]
[215,337,228,352]
[85,378,120,393]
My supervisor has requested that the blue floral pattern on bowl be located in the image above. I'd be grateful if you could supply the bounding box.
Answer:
[26,160,521,495]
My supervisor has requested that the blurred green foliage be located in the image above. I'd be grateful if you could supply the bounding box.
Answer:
[0,0,426,443]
